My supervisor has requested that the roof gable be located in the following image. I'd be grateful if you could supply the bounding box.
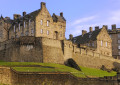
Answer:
[73,29,101,44]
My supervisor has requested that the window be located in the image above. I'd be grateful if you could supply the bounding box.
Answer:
[14,25,15,32]
[109,35,112,38]
[118,40,120,43]
[87,43,89,46]
[25,31,29,36]
[119,52,120,55]
[118,34,120,38]
[29,19,31,26]
[19,23,20,31]
[41,29,43,34]
[106,42,107,47]
[31,29,34,34]
[101,40,103,46]
[47,30,49,35]
[92,43,94,46]
[47,20,49,26]
[118,46,120,49]
[24,21,26,28]
[41,20,43,25]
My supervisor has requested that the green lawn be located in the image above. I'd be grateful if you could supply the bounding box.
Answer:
[80,66,116,77]
[0,62,117,78]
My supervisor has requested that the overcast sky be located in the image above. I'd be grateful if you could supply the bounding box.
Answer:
[0,0,120,38]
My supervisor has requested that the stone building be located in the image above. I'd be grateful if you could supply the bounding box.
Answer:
[108,24,120,59]
[71,26,112,57]
[0,16,12,42]
[0,2,66,41]
[0,2,118,70]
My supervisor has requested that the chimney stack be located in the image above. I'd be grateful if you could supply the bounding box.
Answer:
[69,34,73,40]
[41,2,46,9]
[13,14,21,20]
[23,11,26,16]
[95,26,99,30]
[60,12,63,17]
[103,25,108,30]
[89,27,93,32]
[82,30,87,36]
[112,24,116,30]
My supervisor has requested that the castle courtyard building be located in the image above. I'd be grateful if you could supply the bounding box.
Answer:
[71,26,112,57]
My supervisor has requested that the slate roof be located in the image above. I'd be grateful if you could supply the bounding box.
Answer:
[52,13,66,22]
[72,29,101,44]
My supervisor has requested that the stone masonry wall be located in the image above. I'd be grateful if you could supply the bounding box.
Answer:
[42,38,64,64]
[0,67,118,85]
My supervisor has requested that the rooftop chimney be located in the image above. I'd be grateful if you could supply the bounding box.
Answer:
[103,25,108,30]
[60,12,63,17]
[82,30,87,36]
[23,11,26,16]
[13,14,21,20]
[89,27,93,32]
[95,26,99,30]
[112,24,116,30]
[69,34,73,40]
[41,2,46,9]
[5,17,10,20]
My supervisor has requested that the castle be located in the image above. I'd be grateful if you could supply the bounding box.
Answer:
[0,2,120,69]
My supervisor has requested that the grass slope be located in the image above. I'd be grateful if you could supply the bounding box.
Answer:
[0,62,117,78]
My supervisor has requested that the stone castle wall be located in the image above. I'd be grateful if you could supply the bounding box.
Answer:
[0,37,120,69]
[0,67,118,85]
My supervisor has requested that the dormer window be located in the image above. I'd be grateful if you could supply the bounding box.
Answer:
[47,20,49,26]
[41,20,43,25]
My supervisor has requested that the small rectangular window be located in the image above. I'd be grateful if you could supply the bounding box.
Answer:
[118,40,120,43]
[47,30,49,35]
[31,29,34,34]
[101,40,103,46]
[41,29,43,34]
[14,25,16,32]
[24,21,26,28]
[92,43,94,46]
[106,42,107,47]
[25,31,29,36]
[29,19,31,26]
[119,52,120,55]
[118,46,120,49]
[118,34,120,38]
[19,23,20,31]
[47,20,49,26]
[41,20,43,25]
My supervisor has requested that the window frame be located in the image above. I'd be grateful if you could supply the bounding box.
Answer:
[41,20,43,25]
[101,40,103,46]
[41,29,43,34]
[47,20,49,27]
[47,30,49,35]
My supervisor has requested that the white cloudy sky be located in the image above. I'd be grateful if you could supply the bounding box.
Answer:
[0,0,120,38]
